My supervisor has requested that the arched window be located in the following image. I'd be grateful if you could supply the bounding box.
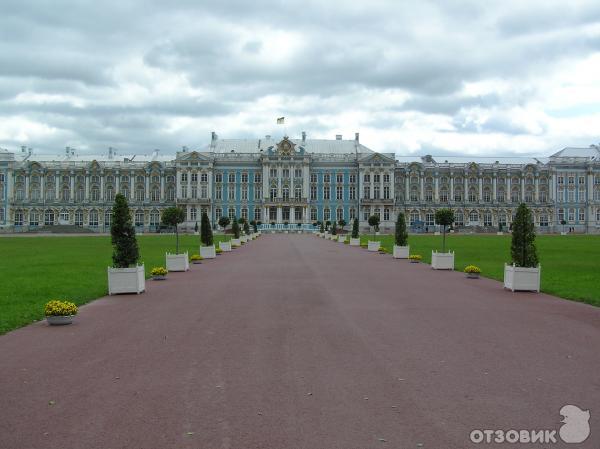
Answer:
[150,210,160,226]
[469,210,479,223]
[190,207,197,221]
[44,209,55,226]
[135,210,144,227]
[104,210,112,227]
[29,210,39,226]
[75,210,83,226]
[410,211,420,224]
[295,185,302,200]
[91,187,100,201]
[135,187,145,202]
[106,186,114,202]
[59,209,69,223]
[89,210,99,227]
[468,188,477,203]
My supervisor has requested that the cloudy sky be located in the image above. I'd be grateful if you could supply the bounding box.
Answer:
[1,0,599,158]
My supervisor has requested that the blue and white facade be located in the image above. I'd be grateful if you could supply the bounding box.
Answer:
[1,135,599,233]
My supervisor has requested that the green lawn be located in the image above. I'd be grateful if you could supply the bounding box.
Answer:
[360,233,600,307]
[0,234,231,334]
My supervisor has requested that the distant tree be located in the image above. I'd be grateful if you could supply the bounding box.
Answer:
[560,219,566,234]
[194,221,198,233]
[325,220,331,231]
[200,212,213,246]
[331,221,337,235]
[238,217,246,225]
[110,193,139,268]
[320,221,325,233]
[395,212,408,247]
[231,217,241,238]
[250,220,258,233]
[368,215,380,239]
[434,208,454,253]
[338,219,346,231]
[511,203,538,267]
[162,206,186,254]
[351,218,359,239]
[218,216,230,231]
[243,220,250,235]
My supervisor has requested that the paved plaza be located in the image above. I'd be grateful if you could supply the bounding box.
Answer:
[1,234,599,448]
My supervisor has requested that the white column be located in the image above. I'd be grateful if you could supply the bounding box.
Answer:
[419,173,424,201]
[70,173,75,203]
[25,174,30,200]
[146,174,151,202]
[534,175,539,202]
[40,174,45,201]
[55,173,60,200]
[450,175,454,203]
[478,176,483,202]
[85,174,90,201]
[405,174,409,201]
[100,173,105,201]
[160,174,165,202]
[379,170,384,200]
[290,206,295,224]
[434,174,439,203]
[463,175,468,200]
[521,177,525,202]
[550,172,556,201]
[276,206,282,223]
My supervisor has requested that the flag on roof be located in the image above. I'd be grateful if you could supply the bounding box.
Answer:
[276,117,285,125]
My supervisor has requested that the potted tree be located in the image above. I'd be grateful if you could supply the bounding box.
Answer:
[431,208,455,270]
[560,219,567,235]
[194,221,199,235]
[231,217,241,246]
[338,219,346,233]
[350,218,360,246]
[243,219,251,241]
[367,215,381,251]
[393,212,409,258]
[504,203,540,292]
[331,220,337,239]
[108,193,145,294]
[45,300,78,325]
[218,216,231,233]
[497,223,503,236]
[199,212,216,259]
[162,206,189,272]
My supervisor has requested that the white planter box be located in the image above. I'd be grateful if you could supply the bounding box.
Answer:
[350,238,360,246]
[497,232,503,235]
[108,265,145,295]
[560,232,567,235]
[219,241,232,252]
[231,238,241,246]
[166,252,189,272]
[367,241,380,252]
[240,235,248,243]
[338,235,346,243]
[431,251,454,270]
[393,245,410,259]
[504,264,541,292]
[200,245,216,259]
[434,231,441,236]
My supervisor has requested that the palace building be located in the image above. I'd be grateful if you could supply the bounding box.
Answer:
[1,133,599,233]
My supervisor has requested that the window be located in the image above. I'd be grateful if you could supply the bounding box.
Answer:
[135,188,145,202]
[283,187,290,201]
[539,215,548,227]
[336,173,343,183]
[201,185,207,199]
[323,208,330,221]
[295,169,302,178]
[383,174,390,183]
[215,173,222,183]
[455,211,464,226]
[557,176,564,185]
[295,186,302,200]
[410,211,420,225]
[181,173,188,182]
[270,168,277,178]
[75,210,83,226]
[468,189,477,203]
[579,176,585,185]
[60,210,69,222]
[363,174,370,182]
[150,210,160,227]
[323,186,330,200]
[310,185,317,200]
[483,212,492,227]
[425,189,432,202]
[568,176,574,185]
[383,208,390,221]
[558,189,564,202]
[0,208,3,222]
[349,186,356,200]
[483,189,491,202]
[191,173,198,183]
[310,173,317,183]
[374,185,380,199]
[511,189,519,203]
[597,208,600,222]
[241,187,248,200]
[254,208,261,222]
[324,173,330,183]
[150,187,159,202]
[336,208,344,221]
[499,213,507,227]
[215,208,222,219]
[241,172,248,183]
[241,208,248,220]
[167,187,175,201]
[201,173,208,183]
[135,210,144,227]
[568,189,575,203]
[439,189,448,202]
[349,207,356,220]
[91,188,100,201]
[228,173,235,183]
[579,209,585,221]
[295,208,302,221]
[104,211,112,227]
[228,208,236,220]
[45,188,55,201]
[311,208,317,221]
[425,213,434,226]
[254,173,261,183]
[410,187,418,202]
[336,186,343,200]
[89,210,99,227]
[363,186,370,199]
[363,209,370,221]
[374,174,380,183]
[228,185,235,200]
[14,210,24,226]
[270,187,277,201]
[29,210,39,226]
[214,186,222,200]
[497,189,505,202]
[282,169,290,178]
[190,207,197,221]
[469,211,479,223]
[254,187,262,200]
[349,174,356,183]
[539,190,547,202]
[525,189,533,203]
[568,208,575,221]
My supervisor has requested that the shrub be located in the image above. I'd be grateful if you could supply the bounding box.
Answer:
[395,212,408,246]
[434,208,454,253]
[338,219,346,230]
[200,212,213,246]
[162,206,186,254]
[511,203,539,268]
[351,218,359,238]
[44,300,78,317]
[231,217,241,238]
[150,267,168,276]
[243,220,250,235]
[464,265,481,274]
[368,215,380,238]
[320,221,325,233]
[325,220,331,230]
[110,193,140,268]
[216,248,223,254]
[218,216,231,231]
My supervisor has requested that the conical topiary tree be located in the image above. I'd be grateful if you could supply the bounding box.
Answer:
[110,193,140,268]
[320,221,325,233]
[511,203,538,267]
[243,219,250,235]
[162,206,186,254]
[331,221,337,235]
[434,208,454,253]
[231,216,241,239]
[351,218,359,238]
[200,212,213,246]
[395,212,408,246]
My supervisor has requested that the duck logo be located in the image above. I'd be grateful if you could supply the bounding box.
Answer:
[559,405,591,443]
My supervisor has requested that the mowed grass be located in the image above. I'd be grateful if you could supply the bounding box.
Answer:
[0,234,231,334]
[360,233,600,307]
